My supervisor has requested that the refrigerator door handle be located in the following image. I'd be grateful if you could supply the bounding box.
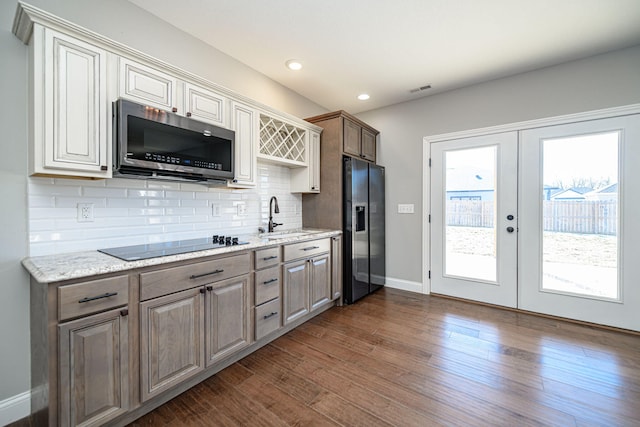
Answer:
[355,205,366,232]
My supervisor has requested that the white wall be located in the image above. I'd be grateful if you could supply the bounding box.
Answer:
[0,0,30,417]
[0,0,326,422]
[357,45,640,289]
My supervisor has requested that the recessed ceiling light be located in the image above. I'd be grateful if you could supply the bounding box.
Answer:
[285,60,302,71]
[357,93,370,101]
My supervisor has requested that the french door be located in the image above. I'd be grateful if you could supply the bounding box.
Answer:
[430,132,518,308]
[430,113,640,331]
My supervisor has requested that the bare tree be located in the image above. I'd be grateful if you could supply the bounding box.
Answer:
[552,177,611,190]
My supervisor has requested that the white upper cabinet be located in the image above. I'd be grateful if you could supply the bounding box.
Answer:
[118,57,178,112]
[228,101,257,188]
[119,58,230,128]
[184,83,229,127]
[291,130,321,193]
[32,26,110,178]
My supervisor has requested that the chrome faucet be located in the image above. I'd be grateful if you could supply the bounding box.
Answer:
[268,196,282,232]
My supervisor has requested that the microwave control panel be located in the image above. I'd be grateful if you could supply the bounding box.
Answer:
[142,152,223,170]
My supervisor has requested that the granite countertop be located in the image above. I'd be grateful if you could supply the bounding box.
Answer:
[22,229,341,284]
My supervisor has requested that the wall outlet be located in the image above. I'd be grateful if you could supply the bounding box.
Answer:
[237,202,247,216]
[211,203,221,217]
[398,203,415,214]
[77,203,94,222]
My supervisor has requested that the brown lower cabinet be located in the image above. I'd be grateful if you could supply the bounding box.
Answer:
[139,274,250,402]
[283,238,333,325]
[139,287,205,402]
[205,275,250,366]
[29,235,341,426]
[58,307,129,427]
[283,259,310,324]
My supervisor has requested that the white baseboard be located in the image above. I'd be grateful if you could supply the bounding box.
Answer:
[0,390,30,425]
[384,276,425,294]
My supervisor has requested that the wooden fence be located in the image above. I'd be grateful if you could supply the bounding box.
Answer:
[446,200,617,235]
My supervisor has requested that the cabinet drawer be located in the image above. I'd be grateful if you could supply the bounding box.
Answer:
[255,266,281,306]
[255,298,281,341]
[255,246,281,270]
[58,275,129,321]
[140,253,250,301]
[283,238,330,262]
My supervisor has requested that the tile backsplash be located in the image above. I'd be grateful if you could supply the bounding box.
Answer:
[28,162,301,256]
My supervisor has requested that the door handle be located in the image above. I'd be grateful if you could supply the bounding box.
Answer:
[507,226,515,233]
[355,206,366,232]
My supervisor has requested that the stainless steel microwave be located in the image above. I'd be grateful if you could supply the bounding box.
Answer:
[113,99,235,183]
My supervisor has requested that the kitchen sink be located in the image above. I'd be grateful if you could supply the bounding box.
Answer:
[263,231,321,240]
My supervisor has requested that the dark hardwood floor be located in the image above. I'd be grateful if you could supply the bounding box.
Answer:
[128,288,640,427]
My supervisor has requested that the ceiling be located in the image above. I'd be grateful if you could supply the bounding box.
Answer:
[128,0,640,114]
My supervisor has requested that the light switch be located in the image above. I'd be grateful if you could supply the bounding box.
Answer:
[398,204,415,214]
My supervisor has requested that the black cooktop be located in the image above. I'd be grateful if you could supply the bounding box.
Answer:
[98,236,249,261]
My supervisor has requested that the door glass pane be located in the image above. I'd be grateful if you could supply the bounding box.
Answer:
[445,146,497,282]
[542,132,619,299]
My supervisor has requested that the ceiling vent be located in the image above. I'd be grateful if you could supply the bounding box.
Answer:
[409,84,432,93]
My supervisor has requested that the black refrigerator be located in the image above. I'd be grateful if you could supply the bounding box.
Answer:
[343,157,385,304]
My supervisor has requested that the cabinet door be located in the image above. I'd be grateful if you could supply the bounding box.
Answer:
[290,130,321,193]
[59,308,129,427]
[343,118,361,157]
[184,83,228,127]
[331,236,343,301]
[361,127,377,162]
[283,259,309,325]
[309,130,321,192]
[39,27,109,177]
[310,253,331,311]
[119,57,178,111]
[228,102,257,187]
[205,275,250,366]
[140,288,204,402]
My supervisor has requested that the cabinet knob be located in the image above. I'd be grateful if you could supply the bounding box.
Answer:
[100,165,108,171]
[186,112,192,117]
[120,309,129,317]
[172,107,178,113]
[206,285,213,292]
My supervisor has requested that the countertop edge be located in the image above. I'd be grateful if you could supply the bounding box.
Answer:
[23,230,341,284]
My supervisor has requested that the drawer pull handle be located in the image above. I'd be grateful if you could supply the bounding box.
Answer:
[263,255,278,261]
[302,246,320,251]
[78,292,118,303]
[263,278,278,285]
[263,311,278,320]
[190,269,224,279]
